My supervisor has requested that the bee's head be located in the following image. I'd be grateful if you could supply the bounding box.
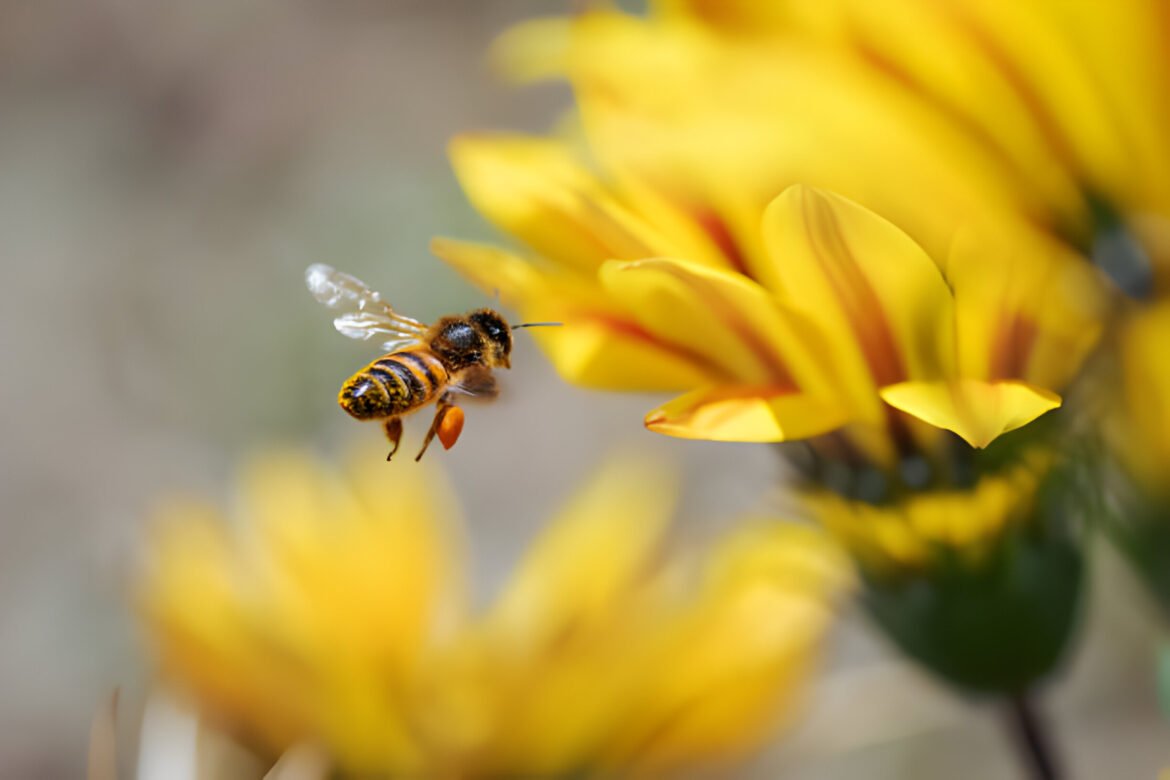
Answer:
[469,309,513,368]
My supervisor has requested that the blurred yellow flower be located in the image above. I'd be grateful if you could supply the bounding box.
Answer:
[743,0,1170,284]
[139,448,850,777]
[502,2,1170,289]
[490,8,1038,261]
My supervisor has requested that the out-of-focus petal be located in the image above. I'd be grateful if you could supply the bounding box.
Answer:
[237,451,460,669]
[880,379,1061,449]
[487,455,676,649]
[652,0,795,32]
[618,589,824,770]
[491,17,573,83]
[1041,0,1170,214]
[448,134,660,273]
[1118,302,1170,490]
[607,523,849,771]
[561,11,1030,262]
[645,386,848,443]
[944,224,1105,389]
[142,501,309,751]
[144,448,838,775]
[954,1,1160,213]
[141,449,464,773]
[800,0,1088,224]
[703,522,854,601]
[430,237,549,308]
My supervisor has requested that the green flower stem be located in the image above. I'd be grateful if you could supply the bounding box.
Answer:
[1005,693,1061,780]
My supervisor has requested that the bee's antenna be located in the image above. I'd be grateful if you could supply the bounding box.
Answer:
[511,322,563,329]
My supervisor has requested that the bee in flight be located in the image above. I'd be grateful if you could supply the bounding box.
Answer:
[306,263,556,461]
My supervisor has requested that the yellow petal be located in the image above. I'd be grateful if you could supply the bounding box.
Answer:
[532,315,717,391]
[954,1,1158,211]
[430,237,548,307]
[1042,0,1170,212]
[1118,302,1170,488]
[448,131,741,276]
[238,451,459,664]
[763,185,956,388]
[703,521,854,602]
[600,256,836,389]
[448,134,659,273]
[619,588,827,771]
[560,11,1031,261]
[791,0,1088,225]
[233,451,456,770]
[880,379,1061,448]
[608,523,846,771]
[645,386,848,443]
[653,0,795,32]
[141,501,318,752]
[944,223,1104,389]
[488,454,677,649]
[490,17,573,83]
[431,238,716,391]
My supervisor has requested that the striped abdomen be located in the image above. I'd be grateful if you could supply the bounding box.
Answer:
[339,349,449,420]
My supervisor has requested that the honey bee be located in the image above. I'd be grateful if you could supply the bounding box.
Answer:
[306,263,556,461]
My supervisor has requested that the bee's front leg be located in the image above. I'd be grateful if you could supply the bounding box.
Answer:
[383,417,403,461]
[415,396,465,462]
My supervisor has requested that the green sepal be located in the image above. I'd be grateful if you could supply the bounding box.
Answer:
[861,529,1083,694]
[859,459,1089,695]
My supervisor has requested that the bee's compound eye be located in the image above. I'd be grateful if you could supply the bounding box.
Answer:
[471,310,511,352]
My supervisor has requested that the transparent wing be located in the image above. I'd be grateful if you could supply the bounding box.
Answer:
[305,263,428,346]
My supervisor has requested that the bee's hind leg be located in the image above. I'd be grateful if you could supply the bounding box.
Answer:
[415,396,465,462]
[383,417,403,461]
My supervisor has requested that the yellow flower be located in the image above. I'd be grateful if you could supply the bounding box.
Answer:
[437,176,1101,460]
[140,450,465,772]
[139,448,850,777]
[436,7,1109,459]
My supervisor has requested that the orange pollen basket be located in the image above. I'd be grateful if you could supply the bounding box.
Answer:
[437,406,465,450]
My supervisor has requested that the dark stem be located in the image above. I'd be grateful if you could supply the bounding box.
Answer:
[1005,692,1061,780]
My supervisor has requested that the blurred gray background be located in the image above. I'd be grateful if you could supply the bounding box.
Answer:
[0,1,1166,777]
